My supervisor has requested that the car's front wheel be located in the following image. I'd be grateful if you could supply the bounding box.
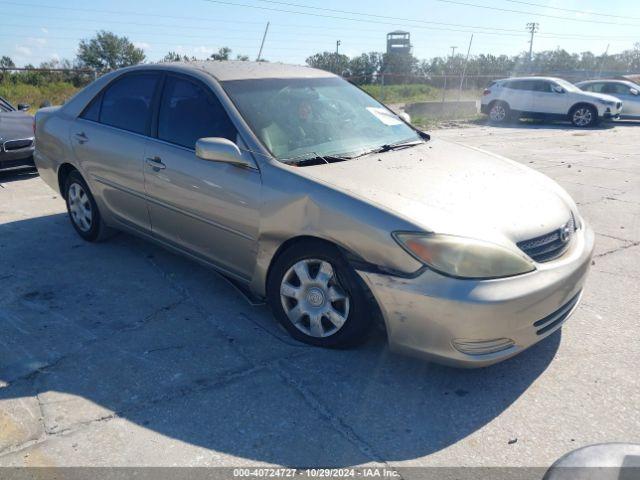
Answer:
[64,170,114,242]
[488,101,511,123]
[267,240,372,348]
[570,105,598,128]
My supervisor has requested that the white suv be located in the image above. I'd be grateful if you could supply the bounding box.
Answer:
[481,76,623,127]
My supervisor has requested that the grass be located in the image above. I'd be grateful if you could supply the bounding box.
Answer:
[0,81,80,112]
[361,83,482,104]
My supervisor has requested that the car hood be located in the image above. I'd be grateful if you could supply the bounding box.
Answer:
[0,111,34,141]
[298,139,576,245]
[578,91,620,103]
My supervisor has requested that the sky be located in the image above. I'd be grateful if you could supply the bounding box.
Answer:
[2,0,640,67]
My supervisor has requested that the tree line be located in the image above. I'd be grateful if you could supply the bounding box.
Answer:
[307,44,640,86]
[1,30,639,89]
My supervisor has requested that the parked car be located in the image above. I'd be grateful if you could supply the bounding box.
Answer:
[576,79,640,119]
[0,96,35,172]
[34,62,594,367]
[481,76,622,127]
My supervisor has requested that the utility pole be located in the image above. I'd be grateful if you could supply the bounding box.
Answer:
[597,44,610,78]
[458,34,474,102]
[442,46,457,107]
[336,40,341,54]
[526,22,539,66]
[256,21,270,61]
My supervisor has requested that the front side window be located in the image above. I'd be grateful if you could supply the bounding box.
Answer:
[602,83,631,95]
[99,73,159,135]
[158,76,237,149]
[533,81,552,93]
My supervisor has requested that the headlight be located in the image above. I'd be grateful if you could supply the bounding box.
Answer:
[393,233,535,279]
[597,99,615,106]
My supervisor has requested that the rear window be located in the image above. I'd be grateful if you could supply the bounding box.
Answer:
[99,73,159,135]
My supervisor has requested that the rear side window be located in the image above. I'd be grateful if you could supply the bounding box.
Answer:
[504,80,534,91]
[157,75,237,149]
[80,94,101,122]
[99,74,159,135]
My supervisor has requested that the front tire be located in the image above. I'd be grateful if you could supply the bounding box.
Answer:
[570,105,598,128]
[267,240,372,348]
[64,170,114,242]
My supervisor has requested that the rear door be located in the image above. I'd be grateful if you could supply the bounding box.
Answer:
[143,73,261,281]
[501,80,534,112]
[71,72,160,232]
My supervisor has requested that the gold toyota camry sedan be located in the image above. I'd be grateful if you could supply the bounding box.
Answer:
[34,61,594,367]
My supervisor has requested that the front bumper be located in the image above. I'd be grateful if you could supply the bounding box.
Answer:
[0,149,35,171]
[357,225,595,367]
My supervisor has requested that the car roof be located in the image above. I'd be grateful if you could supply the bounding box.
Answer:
[124,60,335,82]
[576,79,633,85]
[496,76,562,82]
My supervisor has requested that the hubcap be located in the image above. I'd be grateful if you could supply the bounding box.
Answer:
[573,108,592,127]
[280,258,350,338]
[490,104,506,122]
[68,183,93,232]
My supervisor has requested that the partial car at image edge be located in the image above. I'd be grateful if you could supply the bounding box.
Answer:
[0,95,35,172]
[34,61,595,367]
[576,79,640,119]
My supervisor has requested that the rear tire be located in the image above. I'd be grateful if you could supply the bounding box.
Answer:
[570,104,598,128]
[488,101,511,123]
[64,170,115,242]
[267,240,372,348]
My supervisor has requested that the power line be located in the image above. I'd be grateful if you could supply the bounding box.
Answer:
[503,0,640,22]
[432,0,640,27]
[2,0,637,41]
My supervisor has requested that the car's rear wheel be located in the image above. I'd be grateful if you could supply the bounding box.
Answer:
[267,240,372,348]
[570,105,598,128]
[488,101,510,123]
[64,170,114,242]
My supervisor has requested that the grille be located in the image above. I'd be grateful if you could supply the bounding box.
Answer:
[517,216,576,263]
[533,291,582,336]
[3,138,33,151]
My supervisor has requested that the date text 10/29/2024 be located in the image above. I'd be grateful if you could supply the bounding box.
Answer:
[233,468,401,478]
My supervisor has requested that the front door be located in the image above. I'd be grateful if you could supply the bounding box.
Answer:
[143,74,261,281]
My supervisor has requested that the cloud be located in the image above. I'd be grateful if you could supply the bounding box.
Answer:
[41,27,49,34]
[134,41,151,50]
[14,45,32,56]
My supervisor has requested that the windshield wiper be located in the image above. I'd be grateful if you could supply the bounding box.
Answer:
[281,153,352,166]
[350,139,425,159]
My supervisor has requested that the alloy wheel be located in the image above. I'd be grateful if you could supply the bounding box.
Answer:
[279,258,350,338]
[68,182,93,232]
[573,108,593,127]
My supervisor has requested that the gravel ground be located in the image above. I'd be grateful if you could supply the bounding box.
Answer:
[0,120,638,474]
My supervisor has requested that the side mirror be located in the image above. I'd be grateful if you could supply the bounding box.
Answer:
[195,137,253,168]
[552,87,565,94]
[17,103,30,111]
[398,111,411,123]
[630,88,639,96]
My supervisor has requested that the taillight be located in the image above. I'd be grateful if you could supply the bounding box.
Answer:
[483,89,491,96]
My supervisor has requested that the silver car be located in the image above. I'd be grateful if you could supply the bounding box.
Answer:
[576,79,640,119]
[34,62,594,367]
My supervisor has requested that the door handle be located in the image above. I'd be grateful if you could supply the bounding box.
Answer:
[74,132,88,144]
[145,156,166,170]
